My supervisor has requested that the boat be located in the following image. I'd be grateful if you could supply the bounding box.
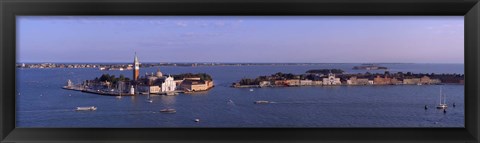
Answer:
[436,87,448,109]
[76,106,97,111]
[254,100,270,104]
[160,108,176,113]
[249,88,254,92]
[166,92,177,96]
[194,118,200,122]
[146,92,152,103]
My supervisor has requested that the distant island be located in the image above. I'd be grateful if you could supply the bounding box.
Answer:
[353,64,388,70]
[232,69,464,88]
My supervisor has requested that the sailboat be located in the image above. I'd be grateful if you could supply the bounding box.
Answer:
[116,84,122,99]
[436,87,448,109]
[146,90,153,103]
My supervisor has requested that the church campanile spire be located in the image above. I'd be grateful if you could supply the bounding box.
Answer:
[133,52,140,81]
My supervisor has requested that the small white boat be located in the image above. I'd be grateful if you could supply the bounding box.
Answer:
[76,106,97,111]
[249,88,254,92]
[160,108,176,113]
[254,100,270,104]
[194,119,200,122]
[146,99,153,103]
[436,87,448,109]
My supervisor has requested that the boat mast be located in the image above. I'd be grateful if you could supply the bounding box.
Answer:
[444,93,446,104]
[148,89,150,100]
[439,87,442,105]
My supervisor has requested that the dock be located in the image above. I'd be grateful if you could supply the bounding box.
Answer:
[149,90,184,96]
[62,85,186,96]
[62,86,134,96]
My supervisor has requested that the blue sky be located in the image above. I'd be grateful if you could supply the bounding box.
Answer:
[17,16,464,63]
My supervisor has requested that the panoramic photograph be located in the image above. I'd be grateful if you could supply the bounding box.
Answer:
[16,16,464,128]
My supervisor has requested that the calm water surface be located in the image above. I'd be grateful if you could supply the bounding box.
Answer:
[16,63,464,127]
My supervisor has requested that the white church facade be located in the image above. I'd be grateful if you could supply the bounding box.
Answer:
[322,73,341,85]
[161,75,176,92]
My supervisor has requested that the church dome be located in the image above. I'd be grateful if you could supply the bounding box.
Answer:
[156,68,163,77]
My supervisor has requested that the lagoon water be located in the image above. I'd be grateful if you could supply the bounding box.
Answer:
[16,63,464,127]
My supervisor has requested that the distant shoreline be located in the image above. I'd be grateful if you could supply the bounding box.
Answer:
[16,62,464,64]
[16,62,464,69]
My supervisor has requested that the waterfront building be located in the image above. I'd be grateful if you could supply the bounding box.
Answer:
[161,75,176,92]
[346,77,357,85]
[390,78,402,85]
[149,86,161,93]
[133,53,140,81]
[322,73,341,85]
[420,76,431,84]
[403,78,421,85]
[285,79,300,86]
[312,80,323,85]
[357,78,370,85]
[373,75,392,85]
[368,80,374,85]
[259,81,272,87]
[299,80,313,86]
[431,79,442,84]
[347,77,371,85]
[180,79,214,92]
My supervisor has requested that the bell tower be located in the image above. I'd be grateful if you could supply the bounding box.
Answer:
[133,52,140,81]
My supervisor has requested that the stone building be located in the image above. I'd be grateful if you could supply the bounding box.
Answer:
[403,78,421,85]
[180,79,214,92]
[299,80,313,86]
[373,75,393,85]
[322,73,341,85]
[285,79,300,86]
[259,81,272,87]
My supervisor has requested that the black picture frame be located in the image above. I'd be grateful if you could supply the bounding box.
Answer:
[1,0,479,142]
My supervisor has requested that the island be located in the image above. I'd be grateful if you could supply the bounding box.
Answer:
[353,64,388,70]
[232,69,464,88]
[62,54,214,96]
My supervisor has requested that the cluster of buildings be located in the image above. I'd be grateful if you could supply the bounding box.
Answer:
[236,72,450,88]
[17,63,101,69]
[257,73,342,87]
[348,75,441,85]
[125,53,214,95]
[65,53,214,96]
